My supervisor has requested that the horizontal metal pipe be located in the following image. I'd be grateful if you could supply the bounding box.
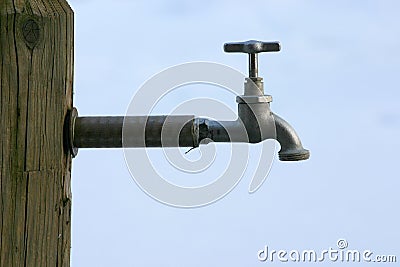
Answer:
[73,116,249,148]
[74,116,196,148]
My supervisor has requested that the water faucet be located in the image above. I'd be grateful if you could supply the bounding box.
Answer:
[222,40,310,161]
[65,40,310,161]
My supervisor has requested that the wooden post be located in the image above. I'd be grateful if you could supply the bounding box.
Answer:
[0,0,74,266]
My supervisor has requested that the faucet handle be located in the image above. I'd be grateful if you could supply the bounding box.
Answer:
[224,40,280,78]
[224,40,280,54]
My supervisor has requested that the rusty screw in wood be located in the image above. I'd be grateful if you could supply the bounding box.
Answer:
[22,19,40,47]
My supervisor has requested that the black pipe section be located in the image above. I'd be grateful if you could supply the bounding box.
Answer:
[74,116,196,148]
[74,116,123,148]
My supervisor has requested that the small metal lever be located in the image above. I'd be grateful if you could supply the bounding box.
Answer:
[224,40,280,78]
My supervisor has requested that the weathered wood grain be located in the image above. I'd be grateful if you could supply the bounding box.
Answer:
[0,0,74,265]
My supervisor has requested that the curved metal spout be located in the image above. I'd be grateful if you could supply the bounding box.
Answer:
[197,116,309,161]
[272,113,310,161]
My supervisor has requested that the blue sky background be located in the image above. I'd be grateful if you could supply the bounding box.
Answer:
[67,0,400,266]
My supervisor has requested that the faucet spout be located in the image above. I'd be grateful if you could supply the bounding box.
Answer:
[272,113,310,161]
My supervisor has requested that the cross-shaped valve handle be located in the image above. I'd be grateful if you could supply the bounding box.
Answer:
[224,40,281,78]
